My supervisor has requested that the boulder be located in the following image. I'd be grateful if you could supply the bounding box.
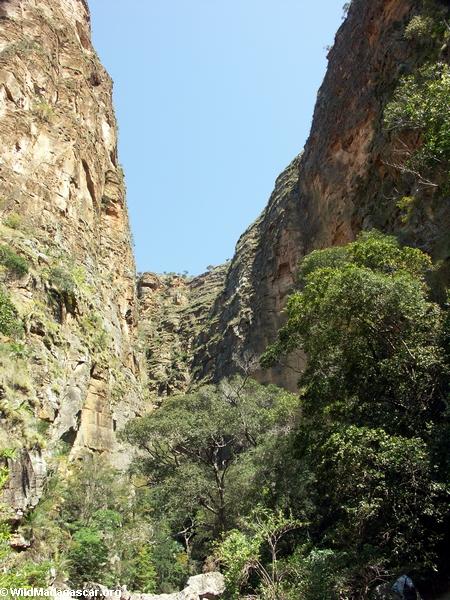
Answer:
[86,572,225,600]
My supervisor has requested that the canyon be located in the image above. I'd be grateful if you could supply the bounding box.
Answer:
[0,0,449,597]
[1,0,449,517]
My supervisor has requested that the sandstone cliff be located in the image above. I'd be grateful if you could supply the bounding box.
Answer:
[138,266,227,398]
[0,0,144,513]
[139,0,449,393]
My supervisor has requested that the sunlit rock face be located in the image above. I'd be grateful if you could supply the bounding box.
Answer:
[0,0,144,512]
[177,0,449,390]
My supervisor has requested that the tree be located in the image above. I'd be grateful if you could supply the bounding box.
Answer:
[122,377,299,558]
[68,527,109,586]
[262,231,447,436]
[215,506,302,600]
[261,231,450,593]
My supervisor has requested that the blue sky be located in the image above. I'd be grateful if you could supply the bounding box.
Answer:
[89,1,345,275]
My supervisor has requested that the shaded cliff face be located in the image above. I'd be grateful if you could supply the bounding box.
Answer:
[183,0,450,390]
[138,266,228,399]
[0,0,144,513]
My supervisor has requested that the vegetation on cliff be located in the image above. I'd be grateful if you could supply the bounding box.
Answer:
[1,1,450,598]
[254,231,449,598]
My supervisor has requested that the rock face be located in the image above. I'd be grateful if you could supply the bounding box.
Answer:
[1,0,448,524]
[138,266,228,398]
[0,0,144,512]
[143,0,449,391]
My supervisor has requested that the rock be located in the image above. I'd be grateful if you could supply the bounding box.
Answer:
[0,0,145,513]
[9,533,31,550]
[138,268,227,398]
[155,0,449,393]
[85,573,225,600]
[2,449,46,515]
[180,573,225,599]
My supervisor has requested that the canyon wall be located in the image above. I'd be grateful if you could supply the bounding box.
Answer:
[141,0,449,393]
[2,0,449,509]
[0,0,144,514]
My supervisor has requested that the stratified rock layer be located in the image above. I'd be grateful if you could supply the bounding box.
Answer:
[140,0,449,393]
[138,266,228,398]
[0,0,144,512]
[186,0,450,390]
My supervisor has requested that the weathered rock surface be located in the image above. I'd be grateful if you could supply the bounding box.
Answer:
[148,0,449,391]
[138,266,228,398]
[0,0,144,512]
[89,573,225,600]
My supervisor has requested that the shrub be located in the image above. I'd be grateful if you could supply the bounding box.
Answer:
[32,101,54,123]
[0,245,29,277]
[0,560,53,588]
[67,527,108,586]
[49,267,76,295]
[0,289,22,337]
[3,213,23,230]
[404,15,435,44]
[384,63,450,185]
[122,545,157,593]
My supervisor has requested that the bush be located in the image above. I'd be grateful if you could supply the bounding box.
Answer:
[3,213,23,230]
[0,245,29,277]
[121,545,157,593]
[384,63,450,185]
[215,507,301,599]
[49,267,76,295]
[32,101,54,123]
[67,527,109,586]
[0,289,22,337]
[284,548,343,600]
[0,561,53,588]
[404,15,435,44]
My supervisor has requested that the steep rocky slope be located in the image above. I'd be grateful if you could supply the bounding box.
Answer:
[0,0,144,514]
[1,0,448,527]
[138,265,227,399]
[154,0,449,391]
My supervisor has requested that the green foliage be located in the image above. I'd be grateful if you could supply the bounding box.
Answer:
[49,266,76,296]
[121,545,157,593]
[396,195,417,223]
[0,448,15,496]
[314,426,445,567]
[216,507,302,600]
[0,245,29,277]
[0,560,53,589]
[3,212,23,229]
[404,15,436,44]
[0,452,54,590]
[32,101,54,123]
[123,377,300,560]
[3,213,23,230]
[79,312,110,358]
[4,456,161,591]
[216,529,259,599]
[384,63,450,186]
[0,38,42,61]
[277,547,348,600]
[0,289,22,338]
[59,458,159,590]
[68,527,109,586]
[149,526,189,593]
[260,231,450,595]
